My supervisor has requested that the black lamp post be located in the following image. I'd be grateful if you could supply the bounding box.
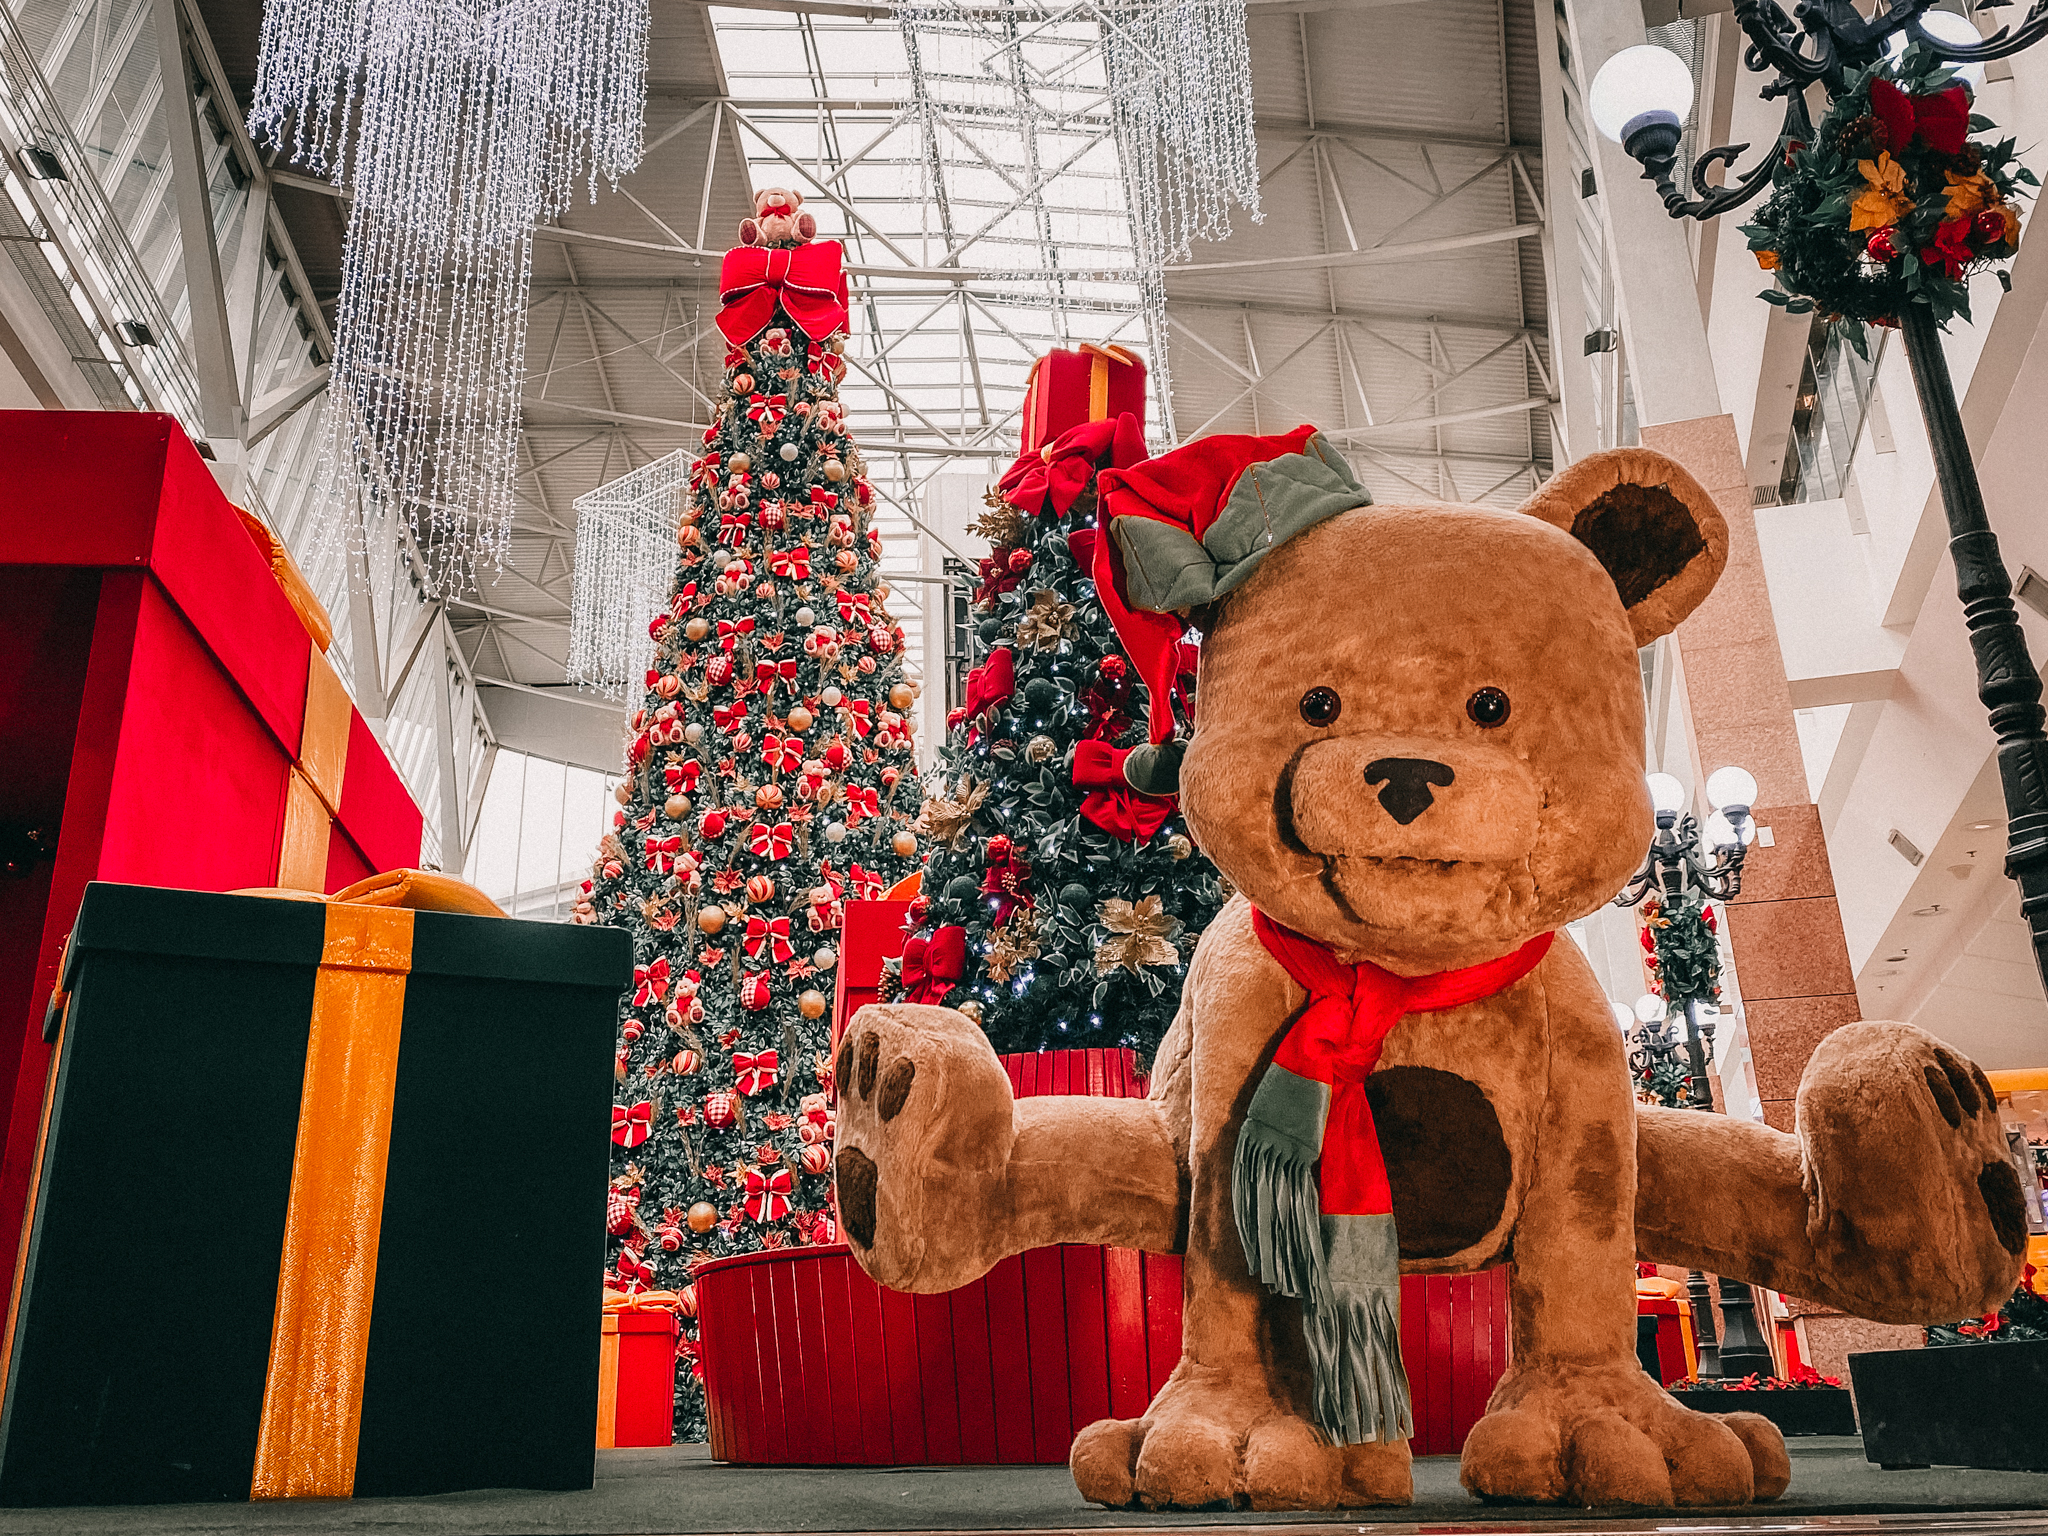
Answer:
[1589,0,2048,1002]
[1614,767,1778,1378]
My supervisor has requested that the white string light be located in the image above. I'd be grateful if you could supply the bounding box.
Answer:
[568,448,693,697]
[249,0,648,594]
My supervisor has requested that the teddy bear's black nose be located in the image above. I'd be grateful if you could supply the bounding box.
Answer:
[1364,757,1455,825]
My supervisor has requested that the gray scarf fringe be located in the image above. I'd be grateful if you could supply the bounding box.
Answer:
[1232,1065,1413,1447]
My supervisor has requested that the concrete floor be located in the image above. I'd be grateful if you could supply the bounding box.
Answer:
[0,1440,2045,1536]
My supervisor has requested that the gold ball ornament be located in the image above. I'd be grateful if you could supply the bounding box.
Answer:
[1026,735,1057,764]
[698,907,727,936]
[728,452,751,474]
[1167,833,1193,860]
[956,1000,984,1024]
[664,795,691,820]
[798,990,828,1020]
[891,829,918,857]
[823,459,846,482]
[685,617,710,642]
[829,336,846,355]
[889,682,915,710]
[785,705,814,732]
[686,1201,719,1233]
[614,781,634,805]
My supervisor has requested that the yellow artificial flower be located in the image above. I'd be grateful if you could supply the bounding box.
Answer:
[2002,204,2022,246]
[1754,249,1780,271]
[1851,153,1911,231]
[1944,168,1995,221]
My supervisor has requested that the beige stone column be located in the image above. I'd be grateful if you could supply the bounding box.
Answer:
[1640,414,1862,1133]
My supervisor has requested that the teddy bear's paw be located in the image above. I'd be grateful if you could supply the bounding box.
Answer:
[1461,1365,1775,1507]
[830,1003,1015,1291]
[1799,1022,2026,1318]
[1070,1376,1409,1510]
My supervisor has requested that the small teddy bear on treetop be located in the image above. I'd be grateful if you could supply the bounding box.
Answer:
[740,187,816,246]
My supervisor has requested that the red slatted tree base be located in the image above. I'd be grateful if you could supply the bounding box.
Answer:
[696,1047,1511,1465]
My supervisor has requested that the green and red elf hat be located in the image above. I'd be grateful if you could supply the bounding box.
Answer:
[1089,425,1371,794]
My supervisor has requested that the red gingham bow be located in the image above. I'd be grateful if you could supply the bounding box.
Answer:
[717,618,756,651]
[744,916,794,964]
[761,733,803,772]
[612,1101,654,1148]
[633,958,671,1006]
[733,1048,781,1096]
[843,785,879,824]
[743,1165,794,1222]
[770,546,810,579]
[666,761,702,793]
[645,836,684,874]
[718,511,753,546]
[749,821,796,859]
[746,393,788,428]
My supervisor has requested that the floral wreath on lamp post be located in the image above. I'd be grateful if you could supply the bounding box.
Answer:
[1743,44,2034,342]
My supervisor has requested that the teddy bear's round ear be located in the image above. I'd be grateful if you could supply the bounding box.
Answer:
[1514,447,1727,647]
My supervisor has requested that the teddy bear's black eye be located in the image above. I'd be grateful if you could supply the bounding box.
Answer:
[1299,687,1342,727]
[1467,687,1511,727]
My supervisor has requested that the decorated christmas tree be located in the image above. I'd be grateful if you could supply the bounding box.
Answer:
[901,348,1229,1068]
[574,189,924,1438]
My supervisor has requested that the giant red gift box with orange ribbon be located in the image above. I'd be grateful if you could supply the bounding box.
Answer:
[0,411,424,1289]
[1019,344,1146,454]
[599,1292,681,1449]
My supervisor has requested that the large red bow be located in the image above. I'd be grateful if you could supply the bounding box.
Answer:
[633,958,671,1006]
[712,703,744,731]
[835,591,872,627]
[718,511,753,546]
[666,761,702,793]
[761,732,803,772]
[718,618,756,651]
[847,863,884,902]
[901,925,967,1004]
[749,821,796,859]
[612,1101,653,1148]
[842,699,873,738]
[733,1049,781,1096]
[770,546,810,580]
[1870,76,1970,159]
[743,1165,794,1222]
[744,915,794,963]
[756,659,801,691]
[958,648,1015,743]
[717,241,850,345]
[843,784,880,824]
[998,413,1148,519]
[1072,740,1178,842]
[746,393,788,428]
[645,835,684,874]
[808,487,838,512]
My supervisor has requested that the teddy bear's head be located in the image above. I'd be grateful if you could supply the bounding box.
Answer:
[739,187,818,247]
[1103,435,1725,975]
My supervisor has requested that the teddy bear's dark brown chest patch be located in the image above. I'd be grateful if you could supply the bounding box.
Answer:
[1365,1065,1513,1259]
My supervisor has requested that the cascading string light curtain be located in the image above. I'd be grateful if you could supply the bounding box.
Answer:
[248,0,649,596]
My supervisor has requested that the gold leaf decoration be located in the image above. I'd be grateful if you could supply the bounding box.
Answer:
[914,775,989,850]
[1013,589,1075,651]
[1093,895,1183,976]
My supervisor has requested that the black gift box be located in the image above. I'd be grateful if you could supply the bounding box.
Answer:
[0,882,631,1506]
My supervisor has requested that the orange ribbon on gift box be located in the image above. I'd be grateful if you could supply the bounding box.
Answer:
[1019,342,1142,454]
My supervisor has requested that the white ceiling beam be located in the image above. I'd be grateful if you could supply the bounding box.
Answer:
[1166,224,1540,276]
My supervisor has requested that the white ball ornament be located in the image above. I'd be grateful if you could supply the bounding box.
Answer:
[684,722,704,745]
[814,946,837,970]
[823,821,848,844]
[794,606,815,627]
[821,686,844,707]
[778,442,799,463]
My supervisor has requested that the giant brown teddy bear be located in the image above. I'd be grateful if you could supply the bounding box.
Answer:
[832,427,2027,1511]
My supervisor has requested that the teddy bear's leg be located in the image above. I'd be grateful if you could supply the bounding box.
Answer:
[832,1003,1185,1293]
[1459,1011,1784,1506]
[1635,1022,2025,1321]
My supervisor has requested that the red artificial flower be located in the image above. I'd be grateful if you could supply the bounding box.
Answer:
[1921,216,1976,279]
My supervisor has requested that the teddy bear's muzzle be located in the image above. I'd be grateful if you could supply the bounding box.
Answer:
[1281,737,1543,867]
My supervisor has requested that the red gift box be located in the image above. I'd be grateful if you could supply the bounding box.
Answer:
[1020,343,1147,454]
[0,410,423,1287]
[599,1298,680,1449]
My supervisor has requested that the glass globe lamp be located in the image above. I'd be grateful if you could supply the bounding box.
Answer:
[1588,45,1696,153]
[1646,771,1688,818]
[1634,992,1668,1024]
[1888,11,1988,86]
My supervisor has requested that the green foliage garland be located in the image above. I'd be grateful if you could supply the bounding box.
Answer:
[1927,1266,2048,1344]
[1742,44,2034,340]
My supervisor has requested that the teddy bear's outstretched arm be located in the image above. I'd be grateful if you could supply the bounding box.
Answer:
[833,1002,1188,1294]
[1633,1022,2026,1322]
